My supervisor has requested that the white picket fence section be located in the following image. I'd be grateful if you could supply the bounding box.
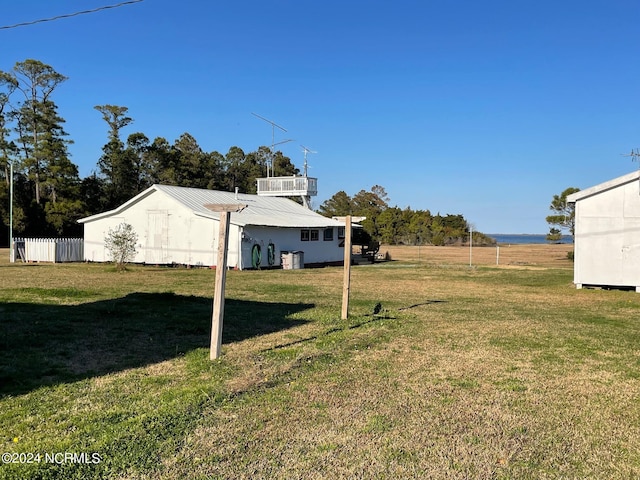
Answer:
[12,238,84,263]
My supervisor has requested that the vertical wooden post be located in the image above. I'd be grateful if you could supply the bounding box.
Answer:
[341,215,352,320]
[469,225,473,267]
[204,203,246,360]
[210,211,231,359]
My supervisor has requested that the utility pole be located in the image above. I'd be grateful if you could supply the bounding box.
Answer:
[9,160,13,262]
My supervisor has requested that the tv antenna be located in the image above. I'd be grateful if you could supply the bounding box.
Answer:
[622,148,640,194]
[252,112,293,177]
[301,145,317,177]
[622,148,640,167]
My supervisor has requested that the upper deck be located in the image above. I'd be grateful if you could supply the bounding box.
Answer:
[256,176,318,197]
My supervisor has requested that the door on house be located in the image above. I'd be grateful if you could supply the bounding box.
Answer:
[146,210,169,263]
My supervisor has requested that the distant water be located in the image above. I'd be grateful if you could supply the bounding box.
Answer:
[487,234,573,245]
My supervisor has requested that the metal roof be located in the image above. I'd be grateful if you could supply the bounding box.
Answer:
[79,184,345,228]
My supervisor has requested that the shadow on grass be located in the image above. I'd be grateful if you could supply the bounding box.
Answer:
[263,300,447,353]
[0,292,313,397]
[263,315,390,352]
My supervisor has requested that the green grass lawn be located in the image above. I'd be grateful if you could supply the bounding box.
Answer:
[1,251,639,479]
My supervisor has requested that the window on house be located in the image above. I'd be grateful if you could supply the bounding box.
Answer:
[338,227,345,239]
[324,228,334,241]
[301,229,310,241]
[310,229,319,241]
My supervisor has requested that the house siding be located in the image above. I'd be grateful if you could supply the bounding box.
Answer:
[240,226,343,268]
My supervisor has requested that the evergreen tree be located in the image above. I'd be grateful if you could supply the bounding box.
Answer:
[377,207,402,244]
[317,191,353,217]
[145,136,173,186]
[125,132,154,192]
[205,151,226,190]
[0,60,79,236]
[95,105,135,208]
[8,60,68,206]
[407,209,432,245]
[546,227,562,243]
[38,100,77,205]
[546,187,580,240]
[351,185,389,238]
[172,133,210,188]
[0,73,17,187]
[79,173,107,216]
[271,150,300,177]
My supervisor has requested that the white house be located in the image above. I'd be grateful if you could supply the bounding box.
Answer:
[567,170,640,292]
[79,185,347,269]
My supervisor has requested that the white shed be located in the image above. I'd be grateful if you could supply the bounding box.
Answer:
[567,170,640,292]
[79,185,347,269]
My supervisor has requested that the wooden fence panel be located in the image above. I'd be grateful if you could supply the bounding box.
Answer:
[12,238,83,263]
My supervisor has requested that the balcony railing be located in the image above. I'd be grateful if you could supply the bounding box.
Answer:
[256,176,318,197]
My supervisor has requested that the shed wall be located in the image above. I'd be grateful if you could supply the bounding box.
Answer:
[83,192,225,266]
[574,179,640,290]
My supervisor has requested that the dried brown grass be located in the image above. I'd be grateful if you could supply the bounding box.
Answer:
[382,243,574,268]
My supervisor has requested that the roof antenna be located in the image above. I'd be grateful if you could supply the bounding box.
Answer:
[622,148,640,194]
[300,145,317,177]
[622,148,640,167]
[252,113,293,177]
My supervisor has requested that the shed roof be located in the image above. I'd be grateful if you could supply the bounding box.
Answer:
[567,170,640,203]
[79,184,345,228]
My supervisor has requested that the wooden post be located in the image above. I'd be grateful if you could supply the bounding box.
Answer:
[469,225,473,267]
[205,203,247,360]
[341,215,352,320]
[210,211,230,359]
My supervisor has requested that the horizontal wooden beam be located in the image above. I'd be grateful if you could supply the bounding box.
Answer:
[332,215,366,223]
[204,203,248,213]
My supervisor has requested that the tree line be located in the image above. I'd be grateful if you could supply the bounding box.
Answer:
[1,59,491,247]
[0,59,299,241]
[317,186,495,246]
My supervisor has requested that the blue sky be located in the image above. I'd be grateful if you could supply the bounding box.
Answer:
[3,0,639,233]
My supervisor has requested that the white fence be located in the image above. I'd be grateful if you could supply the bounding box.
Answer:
[12,238,84,263]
